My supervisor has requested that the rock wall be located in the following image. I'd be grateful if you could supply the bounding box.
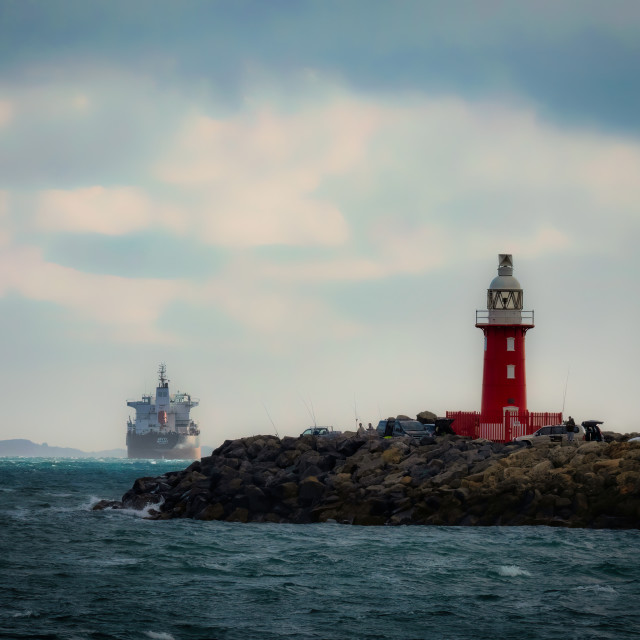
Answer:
[95,434,640,528]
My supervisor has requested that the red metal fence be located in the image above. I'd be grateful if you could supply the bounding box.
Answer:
[446,410,563,443]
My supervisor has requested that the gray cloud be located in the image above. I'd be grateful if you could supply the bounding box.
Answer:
[1,1,639,134]
[0,70,187,188]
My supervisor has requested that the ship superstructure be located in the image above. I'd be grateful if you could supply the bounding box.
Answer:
[126,364,201,459]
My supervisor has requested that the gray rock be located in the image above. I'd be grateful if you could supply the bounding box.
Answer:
[416,410,437,424]
[111,433,640,528]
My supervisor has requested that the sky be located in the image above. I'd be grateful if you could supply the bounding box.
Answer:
[1,0,639,451]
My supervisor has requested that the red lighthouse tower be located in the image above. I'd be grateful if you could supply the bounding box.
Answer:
[446,254,562,441]
[476,254,534,421]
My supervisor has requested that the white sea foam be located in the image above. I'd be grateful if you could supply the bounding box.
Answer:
[115,497,164,519]
[78,496,104,511]
[5,507,30,521]
[95,556,140,567]
[37,495,103,513]
[497,565,531,577]
[145,632,175,640]
[576,584,617,594]
[87,493,163,518]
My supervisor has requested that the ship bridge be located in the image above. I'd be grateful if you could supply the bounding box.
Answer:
[173,392,199,408]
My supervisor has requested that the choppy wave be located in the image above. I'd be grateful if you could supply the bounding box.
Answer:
[576,584,618,594]
[497,564,532,577]
[1,457,640,640]
[100,497,165,519]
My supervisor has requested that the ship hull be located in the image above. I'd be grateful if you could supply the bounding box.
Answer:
[126,431,201,460]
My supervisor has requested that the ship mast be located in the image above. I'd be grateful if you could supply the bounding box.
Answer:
[158,363,169,388]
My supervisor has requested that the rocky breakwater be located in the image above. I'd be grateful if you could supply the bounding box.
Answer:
[95,434,640,528]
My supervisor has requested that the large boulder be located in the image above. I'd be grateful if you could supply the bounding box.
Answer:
[416,410,438,424]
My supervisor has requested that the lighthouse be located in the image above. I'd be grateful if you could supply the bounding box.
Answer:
[446,254,561,441]
[476,254,534,420]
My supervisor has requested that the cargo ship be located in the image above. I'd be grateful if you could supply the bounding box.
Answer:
[126,364,201,459]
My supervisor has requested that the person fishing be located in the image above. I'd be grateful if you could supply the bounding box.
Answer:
[565,416,576,443]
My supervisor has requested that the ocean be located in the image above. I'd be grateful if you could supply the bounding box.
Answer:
[1,458,639,640]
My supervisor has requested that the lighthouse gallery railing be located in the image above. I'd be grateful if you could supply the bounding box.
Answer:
[475,310,534,325]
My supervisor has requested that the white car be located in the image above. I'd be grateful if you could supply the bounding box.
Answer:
[514,423,584,446]
[299,426,342,438]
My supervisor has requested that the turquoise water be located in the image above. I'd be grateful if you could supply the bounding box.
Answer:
[1,458,639,640]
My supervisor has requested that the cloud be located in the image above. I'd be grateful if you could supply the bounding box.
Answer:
[198,268,363,342]
[506,226,570,258]
[5,66,639,254]
[33,185,190,237]
[150,86,640,258]
[155,100,381,247]
[35,186,153,235]
[2,71,639,347]
[256,222,570,285]
[0,239,361,347]
[338,94,640,256]
[0,244,188,343]
[202,195,348,247]
[0,67,189,188]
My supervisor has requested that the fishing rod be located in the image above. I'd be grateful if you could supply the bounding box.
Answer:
[300,395,316,427]
[353,393,359,430]
[262,402,279,438]
[561,366,570,416]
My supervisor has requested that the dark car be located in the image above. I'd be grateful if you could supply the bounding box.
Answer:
[376,419,436,439]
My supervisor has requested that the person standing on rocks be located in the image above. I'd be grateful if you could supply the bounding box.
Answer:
[566,416,576,443]
[383,419,395,438]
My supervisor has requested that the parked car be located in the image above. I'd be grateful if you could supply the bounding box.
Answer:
[514,423,584,446]
[376,419,436,439]
[299,426,342,438]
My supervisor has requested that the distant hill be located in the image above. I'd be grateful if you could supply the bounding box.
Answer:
[0,439,126,458]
